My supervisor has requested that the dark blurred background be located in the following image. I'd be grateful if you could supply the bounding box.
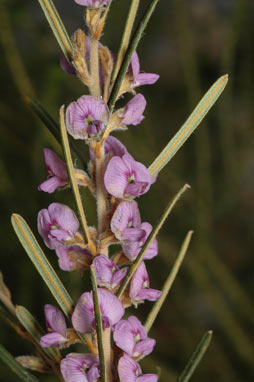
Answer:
[0,0,253,381]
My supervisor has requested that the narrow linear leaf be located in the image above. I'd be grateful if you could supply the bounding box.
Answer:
[37,0,72,61]
[177,331,213,382]
[24,96,87,168]
[59,106,96,256]
[145,230,193,333]
[90,266,106,382]
[16,306,59,361]
[149,75,228,177]
[108,0,159,111]
[111,0,140,83]
[117,184,190,299]
[11,214,74,317]
[0,344,39,382]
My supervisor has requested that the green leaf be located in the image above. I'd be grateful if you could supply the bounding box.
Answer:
[16,306,59,361]
[37,0,72,62]
[148,75,228,177]
[11,214,74,317]
[111,0,140,83]
[0,344,39,382]
[108,0,159,111]
[24,96,87,167]
[117,184,190,299]
[177,331,213,382]
[59,106,96,256]
[145,230,193,333]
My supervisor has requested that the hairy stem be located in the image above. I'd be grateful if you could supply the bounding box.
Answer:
[90,36,101,98]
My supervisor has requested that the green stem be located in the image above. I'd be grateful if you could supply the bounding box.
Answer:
[108,0,159,111]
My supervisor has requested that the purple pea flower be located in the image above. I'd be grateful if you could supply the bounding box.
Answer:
[123,222,158,262]
[38,148,68,193]
[74,0,109,8]
[56,245,92,272]
[113,316,155,360]
[104,154,153,199]
[66,95,109,140]
[37,203,79,250]
[93,255,128,290]
[40,305,68,348]
[119,94,146,126]
[130,51,159,89]
[61,353,100,382]
[129,262,162,306]
[72,288,124,333]
[118,354,158,382]
[111,201,145,243]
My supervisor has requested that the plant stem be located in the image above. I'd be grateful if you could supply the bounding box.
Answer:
[90,36,101,98]
[95,143,108,239]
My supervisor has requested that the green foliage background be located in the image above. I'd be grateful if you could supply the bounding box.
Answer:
[0,0,253,381]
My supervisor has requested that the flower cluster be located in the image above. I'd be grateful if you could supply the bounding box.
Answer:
[36,1,161,381]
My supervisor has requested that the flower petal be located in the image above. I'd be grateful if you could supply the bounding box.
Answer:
[111,201,141,240]
[44,304,67,335]
[118,355,141,382]
[104,156,129,198]
[40,332,67,348]
[113,320,135,355]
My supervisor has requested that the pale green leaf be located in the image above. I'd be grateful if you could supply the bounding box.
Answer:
[145,230,193,333]
[59,106,96,256]
[0,344,39,382]
[16,305,59,361]
[177,331,213,382]
[149,75,228,177]
[37,0,72,61]
[117,184,190,299]
[108,0,159,111]
[11,214,74,317]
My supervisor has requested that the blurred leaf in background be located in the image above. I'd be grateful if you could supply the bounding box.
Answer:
[0,0,253,381]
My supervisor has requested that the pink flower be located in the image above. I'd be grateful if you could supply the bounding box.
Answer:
[61,353,100,382]
[129,262,161,306]
[74,0,109,8]
[66,95,109,140]
[113,316,155,359]
[93,255,128,289]
[56,245,92,272]
[38,148,68,193]
[120,94,146,126]
[40,305,68,348]
[104,154,153,199]
[110,201,145,243]
[129,51,159,88]
[123,222,158,262]
[72,288,124,333]
[118,355,158,382]
[37,203,79,250]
